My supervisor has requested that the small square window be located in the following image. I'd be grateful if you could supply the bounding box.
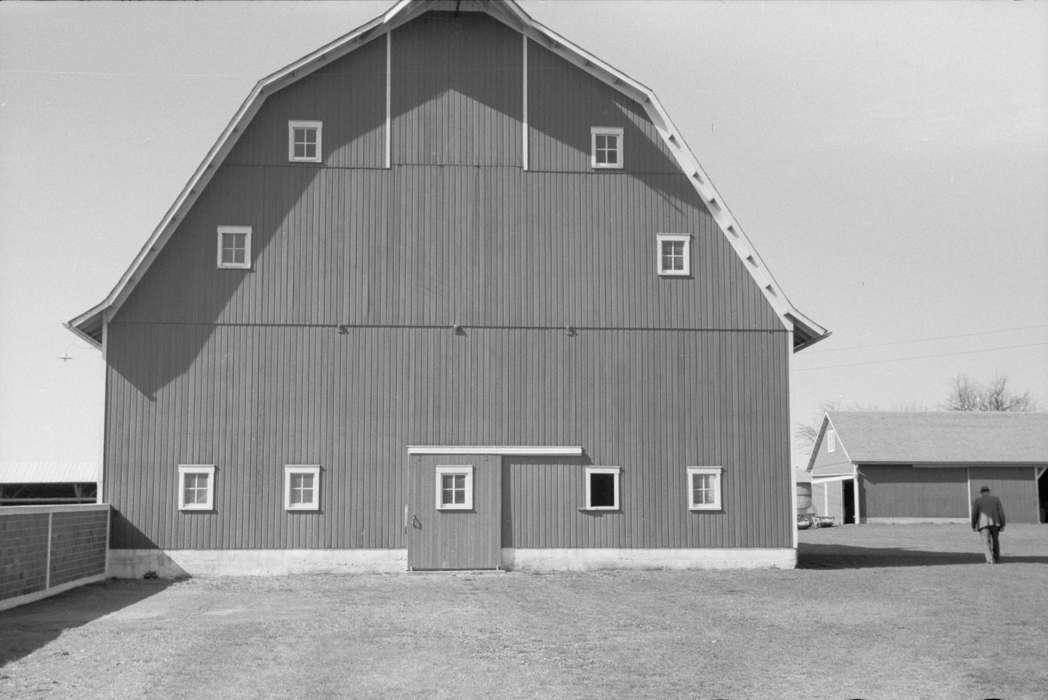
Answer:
[217,226,252,269]
[288,120,322,163]
[657,234,691,276]
[591,127,623,169]
[584,466,620,510]
[178,464,215,511]
[827,429,837,453]
[687,467,723,511]
[284,465,321,511]
[435,466,474,510]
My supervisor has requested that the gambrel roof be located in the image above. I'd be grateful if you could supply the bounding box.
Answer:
[812,411,1048,467]
[67,0,828,350]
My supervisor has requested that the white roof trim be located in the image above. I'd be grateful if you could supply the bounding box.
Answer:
[810,474,856,484]
[407,445,583,456]
[68,0,827,350]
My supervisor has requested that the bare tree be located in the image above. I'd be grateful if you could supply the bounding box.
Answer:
[944,374,1037,412]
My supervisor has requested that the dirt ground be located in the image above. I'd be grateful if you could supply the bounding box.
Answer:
[2,524,1046,699]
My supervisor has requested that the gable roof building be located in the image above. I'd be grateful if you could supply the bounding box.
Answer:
[66,0,828,576]
[808,411,1048,525]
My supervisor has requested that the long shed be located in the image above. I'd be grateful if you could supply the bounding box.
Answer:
[808,411,1048,525]
[66,0,828,576]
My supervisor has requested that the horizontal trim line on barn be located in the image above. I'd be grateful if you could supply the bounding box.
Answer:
[108,321,788,334]
[407,445,583,456]
[220,162,684,176]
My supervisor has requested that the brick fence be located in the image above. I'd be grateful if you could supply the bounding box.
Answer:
[0,504,109,612]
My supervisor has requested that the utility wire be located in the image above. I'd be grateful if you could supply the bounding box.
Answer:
[804,323,1048,354]
[795,341,1048,372]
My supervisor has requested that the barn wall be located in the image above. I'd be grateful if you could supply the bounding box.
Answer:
[105,324,790,550]
[969,466,1040,524]
[527,42,678,174]
[859,465,968,518]
[115,8,779,333]
[225,36,387,169]
[101,7,793,556]
[112,165,777,331]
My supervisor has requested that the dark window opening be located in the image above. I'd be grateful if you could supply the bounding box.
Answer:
[0,482,97,506]
[589,473,617,508]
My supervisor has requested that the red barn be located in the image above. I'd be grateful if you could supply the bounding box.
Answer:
[67,0,827,575]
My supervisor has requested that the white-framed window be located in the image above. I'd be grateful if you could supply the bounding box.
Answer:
[217,225,252,269]
[584,466,620,510]
[288,120,322,163]
[591,127,623,169]
[178,464,215,511]
[657,234,691,276]
[827,429,837,453]
[687,467,723,511]
[435,465,474,510]
[284,465,321,511]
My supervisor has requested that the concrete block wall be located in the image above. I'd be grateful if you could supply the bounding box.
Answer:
[0,505,109,611]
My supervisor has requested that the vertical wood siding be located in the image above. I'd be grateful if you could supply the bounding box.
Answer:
[106,325,789,550]
[859,465,968,518]
[391,12,522,166]
[810,423,854,477]
[115,164,778,332]
[969,466,1040,523]
[225,36,387,169]
[527,42,678,174]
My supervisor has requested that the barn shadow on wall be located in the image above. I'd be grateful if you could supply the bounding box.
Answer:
[0,578,175,668]
[105,50,387,400]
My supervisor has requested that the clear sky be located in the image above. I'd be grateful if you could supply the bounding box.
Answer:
[1,1,1045,469]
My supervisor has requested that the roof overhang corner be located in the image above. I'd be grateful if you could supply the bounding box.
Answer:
[787,312,830,352]
[65,305,106,349]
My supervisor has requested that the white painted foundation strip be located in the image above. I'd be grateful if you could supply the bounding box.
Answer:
[502,548,796,571]
[407,445,583,456]
[0,574,107,613]
[107,549,407,579]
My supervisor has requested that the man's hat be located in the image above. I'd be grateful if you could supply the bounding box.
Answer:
[980,486,990,493]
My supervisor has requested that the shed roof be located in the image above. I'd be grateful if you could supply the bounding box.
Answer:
[65,0,827,352]
[826,411,1048,465]
[0,462,100,484]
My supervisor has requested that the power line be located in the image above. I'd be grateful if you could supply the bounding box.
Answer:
[804,323,1048,354]
[795,341,1048,372]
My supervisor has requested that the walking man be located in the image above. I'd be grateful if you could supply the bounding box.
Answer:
[971,485,1006,564]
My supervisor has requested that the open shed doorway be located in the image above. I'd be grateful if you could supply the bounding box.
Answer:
[842,479,855,524]
[1038,469,1047,523]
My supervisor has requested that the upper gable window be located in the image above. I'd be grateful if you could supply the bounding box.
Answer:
[591,127,623,169]
[827,429,837,453]
[656,234,691,276]
[288,120,322,163]
[217,226,251,269]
